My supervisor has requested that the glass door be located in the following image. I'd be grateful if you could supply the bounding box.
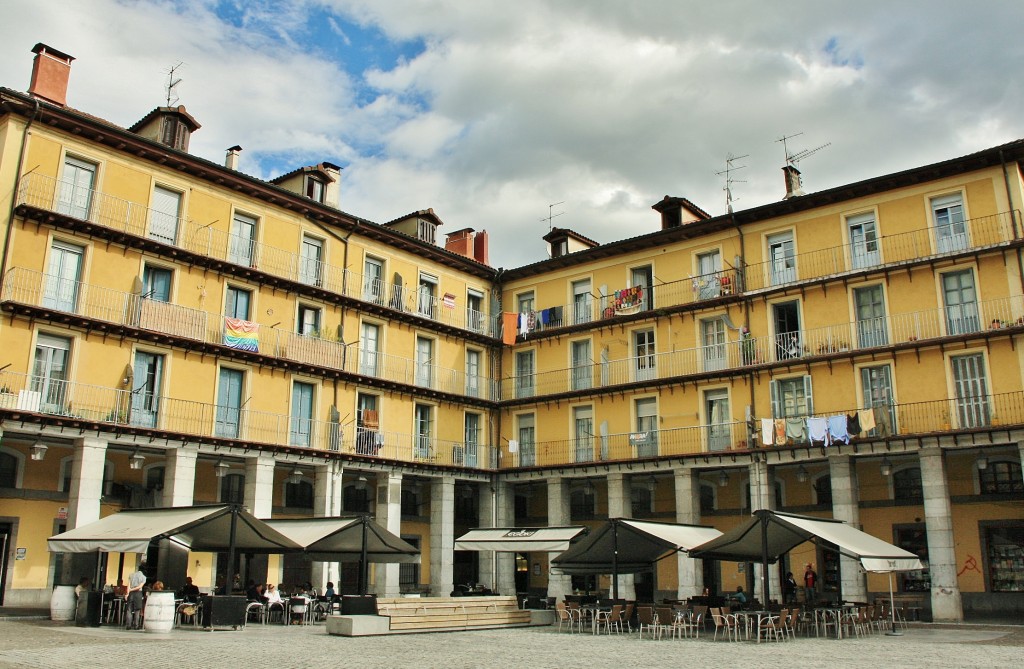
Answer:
[57,156,95,220]
[130,351,163,428]
[43,241,83,313]
[31,334,71,413]
[215,368,244,438]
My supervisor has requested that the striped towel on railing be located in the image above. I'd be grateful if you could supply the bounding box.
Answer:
[224,317,259,352]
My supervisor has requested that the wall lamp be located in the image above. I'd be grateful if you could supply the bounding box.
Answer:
[30,441,48,461]
[129,451,145,470]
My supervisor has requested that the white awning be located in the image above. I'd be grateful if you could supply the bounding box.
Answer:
[264,516,420,563]
[455,526,588,552]
[690,510,923,572]
[552,519,723,575]
[47,505,301,554]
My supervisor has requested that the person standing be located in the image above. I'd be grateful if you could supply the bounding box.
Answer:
[783,571,798,604]
[803,563,817,604]
[126,561,148,630]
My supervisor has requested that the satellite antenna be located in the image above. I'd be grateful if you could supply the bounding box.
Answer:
[778,132,831,167]
[541,201,565,231]
[165,62,184,106]
[715,152,748,214]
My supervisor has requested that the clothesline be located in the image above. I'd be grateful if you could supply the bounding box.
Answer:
[758,406,893,447]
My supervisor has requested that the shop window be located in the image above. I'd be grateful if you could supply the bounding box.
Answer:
[985,524,1024,592]
[813,475,832,506]
[894,525,930,592]
[892,467,923,502]
[285,480,314,509]
[979,461,1023,495]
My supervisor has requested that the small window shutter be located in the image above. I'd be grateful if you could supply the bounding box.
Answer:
[803,375,814,416]
[769,379,779,418]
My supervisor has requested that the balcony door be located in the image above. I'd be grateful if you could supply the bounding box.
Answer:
[767,232,796,285]
[705,389,731,452]
[290,381,314,447]
[363,257,385,305]
[942,269,980,335]
[631,266,653,310]
[932,194,968,253]
[31,334,71,413]
[634,330,656,381]
[854,285,888,348]
[951,353,990,429]
[701,317,727,371]
[229,213,258,267]
[130,351,163,428]
[773,300,802,360]
[149,186,181,244]
[215,368,244,438]
[359,322,380,376]
[57,156,95,220]
[848,213,880,269]
[573,406,594,463]
[43,241,83,313]
[571,340,592,390]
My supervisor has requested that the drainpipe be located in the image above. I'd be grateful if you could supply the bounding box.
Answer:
[998,150,1024,294]
[0,96,41,295]
[309,216,359,343]
[734,215,756,447]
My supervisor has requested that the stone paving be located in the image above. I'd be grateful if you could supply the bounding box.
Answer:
[0,619,1020,669]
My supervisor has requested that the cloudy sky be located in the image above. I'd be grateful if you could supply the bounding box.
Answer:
[3,1,1022,268]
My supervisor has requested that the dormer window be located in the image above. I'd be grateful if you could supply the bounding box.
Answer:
[161,117,191,151]
[418,218,436,244]
[305,176,326,203]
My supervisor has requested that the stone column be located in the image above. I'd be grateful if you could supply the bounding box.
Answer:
[546,477,571,601]
[311,461,343,592]
[919,447,963,622]
[477,480,496,592]
[373,471,403,596]
[491,479,517,597]
[244,455,276,518]
[674,467,703,598]
[430,476,455,596]
[748,458,780,603]
[67,437,107,528]
[829,454,866,603]
[605,473,636,599]
[162,446,197,508]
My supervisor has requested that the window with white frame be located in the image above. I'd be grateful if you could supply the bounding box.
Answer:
[299,235,324,287]
[515,350,535,398]
[571,339,592,390]
[861,365,896,436]
[931,193,967,253]
[847,212,880,268]
[572,279,592,324]
[769,375,813,418]
[32,333,71,413]
[701,317,727,371]
[415,336,434,388]
[704,388,730,452]
[418,273,438,318]
[229,212,258,267]
[942,269,980,335]
[517,413,536,467]
[854,285,888,348]
[149,185,182,244]
[414,404,433,459]
[951,353,990,428]
[467,289,485,333]
[517,291,535,314]
[57,155,96,220]
[305,176,326,203]
[573,406,594,463]
[463,413,481,467]
[224,285,252,320]
[696,250,722,299]
[767,231,796,285]
[297,304,321,336]
[290,381,315,447]
[634,397,658,457]
[43,240,84,313]
[465,348,481,397]
[359,322,380,376]
[363,256,385,305]
[634,330,656,381]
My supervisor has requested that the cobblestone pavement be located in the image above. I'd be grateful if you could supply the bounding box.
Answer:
[0,620,1019,669]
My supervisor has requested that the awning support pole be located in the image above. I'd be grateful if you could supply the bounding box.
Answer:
[359,515,369,596]
[225,505,238,595]
[611,521,619,600]
[760,510,770,605]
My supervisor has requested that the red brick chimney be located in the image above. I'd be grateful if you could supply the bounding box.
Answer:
[444,228,490,266]
[473,230,489,266]
[28,43,75,106]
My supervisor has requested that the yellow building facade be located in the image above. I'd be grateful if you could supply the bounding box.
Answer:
[0,44,1021,621]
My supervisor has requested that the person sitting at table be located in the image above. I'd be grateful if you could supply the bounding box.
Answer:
[245,580,261,601]
[265,584,283,605]
[75,576,91,598]
[729,586,747,606]
[324,582,336,599]
[181,576,201,603]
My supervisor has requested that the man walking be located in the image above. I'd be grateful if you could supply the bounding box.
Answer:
[126,560,147,630]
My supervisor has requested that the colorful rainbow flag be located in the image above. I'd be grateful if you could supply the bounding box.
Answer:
[224,317,259,352]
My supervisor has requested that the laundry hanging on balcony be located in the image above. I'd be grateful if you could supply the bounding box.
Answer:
[611,286,643,314]
[224,317,260,352]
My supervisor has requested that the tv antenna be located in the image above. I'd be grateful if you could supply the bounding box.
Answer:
[715,152,748,214]
[165,62,184,106]
[778,132,830,167]
[541,201,565,231]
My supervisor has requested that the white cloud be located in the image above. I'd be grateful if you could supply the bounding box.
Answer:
[3,0,1023,268]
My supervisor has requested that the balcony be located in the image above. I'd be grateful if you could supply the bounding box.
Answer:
[499,293,1024,400]
[16,173,494,337]
[509,210,1020,341]
[0,369,490,468]
[1,267,493,401]
[498,391,1024,469]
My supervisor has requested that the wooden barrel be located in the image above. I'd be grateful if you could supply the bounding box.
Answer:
[50,585,77,621]
[143,591,175,633]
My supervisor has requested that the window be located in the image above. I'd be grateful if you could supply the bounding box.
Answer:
[571,340,592,390]
[573,406,594,463]
[0,451,17,488]
[979,461,1023,495]
[418,273,437,318]
[696,251,722,299]
[305,176,326,203]
[634,397,658,457]
[414,404,433,459]
[942,269,980,335]
[767,231,796,285]
[130,350,163,428]
[142,265,172,302]
[220,472,245,504]
[161,116,191,151]
[145,466,165,493]
[570,486,596,520]
[31,334,71,413]
[345,483,371,513]
[572,279,592,324]
[467,289,485,333]
[631,266,653,309]
[699,484,716,514]
[43,240,84,313]
[701,317,727,371]
[57,156,96,220]
[634,330,656,381]
[854,285,888,348]
[225,285,252,320]
[631,485,654,517]
[290,381,315,447]
[363,256,385,305]
[861,365,896,436]
[516,291,535,314]
[401,489,421,517]
[399,537,421,591]
[705,388,730,452]
[894,525,930,592]
[847,212,880,268]
[359,322,380,376]
[415,336,434,388]
[465,348,481,397]
[285,479,314,508]
[951,353,990,428]
[813,475,832,506]
[299,235,323,287]
[463,413,481,467]
[932,194,968,253]
[215,367,245,438]
[769,376,813,418]
[297,304,321,336]
[417,218,436,244]
[985,524,1024,592]
[773,300,802,360]
[893,467,923,502]
[229,213,258,267]
[149,186,181,244]
[514,350,535,398]
[517,414,536,467]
